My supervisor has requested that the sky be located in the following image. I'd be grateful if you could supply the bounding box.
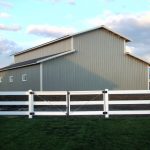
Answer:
[0,0,150,67]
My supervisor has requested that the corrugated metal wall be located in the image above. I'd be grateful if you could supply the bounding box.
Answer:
[0,65,40,91]
[15,38,71,63]
[42,29,148,90]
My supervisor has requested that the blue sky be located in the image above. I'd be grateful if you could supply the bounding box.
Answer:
[0,0,150,67]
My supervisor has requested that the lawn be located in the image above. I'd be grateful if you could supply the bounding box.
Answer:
[0,116,150,150]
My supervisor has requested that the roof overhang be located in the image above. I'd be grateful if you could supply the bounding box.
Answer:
[0,63,37,72]
[12,35,71,56]
[0,50,76,72]
[72,25,131,42]
[37,49,76,63]
[126,52,150,66]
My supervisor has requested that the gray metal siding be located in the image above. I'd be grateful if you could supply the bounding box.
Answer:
[43,29,148,90]
[0,65,40,91]
[15,38,71,63]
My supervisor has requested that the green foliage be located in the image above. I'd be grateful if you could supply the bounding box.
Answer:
[0,116,150,150]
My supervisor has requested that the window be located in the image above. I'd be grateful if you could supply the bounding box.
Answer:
[0,77,2,83]
[9,76,13,83]
[22,74,27,82]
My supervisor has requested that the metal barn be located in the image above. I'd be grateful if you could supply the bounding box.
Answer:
[0,26,149,91]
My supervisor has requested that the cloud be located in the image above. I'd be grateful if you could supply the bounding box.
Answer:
[37,0,61,2]
[0,24,21,31]
[86,11,150,62]
[27,25,75,38]
[142,54,150,62]
[0,37,22,55]
[0,54,13,68]
[0,0,13,8]
[0,12,11,18]
[68,0,75,5]
[36,0,75,5]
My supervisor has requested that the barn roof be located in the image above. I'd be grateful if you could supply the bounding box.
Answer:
[0,50,76,72]
[13,25,131,56]
[126,52,150,66]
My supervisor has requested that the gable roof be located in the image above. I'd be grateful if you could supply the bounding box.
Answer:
[126,52,150,66]
[13,25,131,56]
[73,25,131,42]
[0,50,76,72]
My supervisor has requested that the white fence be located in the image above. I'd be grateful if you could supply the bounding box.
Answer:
[0,89,150,118]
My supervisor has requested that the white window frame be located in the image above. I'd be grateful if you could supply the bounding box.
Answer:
[0,76,2,83]
[9,76,13,83]
[22,74,27,82]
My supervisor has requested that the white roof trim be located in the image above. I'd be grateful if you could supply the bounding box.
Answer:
[72,25,131,42]
[126,52,150,65]
[37,49,76,63]
[0,63,37,72]
[13,25,130,56]
[13,35,70,56]
[0,50,76,72]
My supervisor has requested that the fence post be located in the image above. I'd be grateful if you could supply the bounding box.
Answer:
[28,90,34,119]
[103,89,109,118]
[66,91,70,116]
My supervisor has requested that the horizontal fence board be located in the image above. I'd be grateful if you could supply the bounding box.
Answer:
[34,111,66,116]
[34,101,66,105]
[70,91,103,95]
[69,111,103,116]
[109,110,150,115]
[34,91,67,95]
[0,101,28,105]
[0,92,28,95]
[0,111,28,115]
[109,100,150,105]
[109,90,150,95]
[70,101,104,105]
[0,90,150,117]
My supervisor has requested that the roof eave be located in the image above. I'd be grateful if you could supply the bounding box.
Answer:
[13,35,71,56]
[72,25,131,42]
[0,62,38,72]
[1,49,76,72]
[37,49,76,63]
[126,52,150,66]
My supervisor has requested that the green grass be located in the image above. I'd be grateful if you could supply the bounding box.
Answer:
[0,116,150,150]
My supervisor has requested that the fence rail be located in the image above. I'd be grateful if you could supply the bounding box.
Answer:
[0,89,150,118]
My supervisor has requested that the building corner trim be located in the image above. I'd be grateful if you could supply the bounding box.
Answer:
[71,36,74,50]
[40,63,43,91]
[148,66,149,90]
